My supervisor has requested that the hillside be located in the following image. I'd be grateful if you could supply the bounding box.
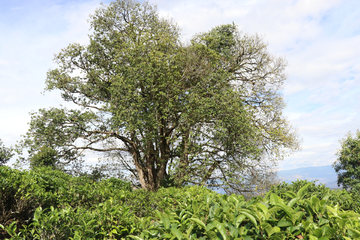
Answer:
[278,165,340,188]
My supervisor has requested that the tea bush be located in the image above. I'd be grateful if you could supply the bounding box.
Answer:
[1,166,360,239]
[268,179,360,212]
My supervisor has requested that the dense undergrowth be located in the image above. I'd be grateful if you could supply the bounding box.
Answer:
[1,166,360,239]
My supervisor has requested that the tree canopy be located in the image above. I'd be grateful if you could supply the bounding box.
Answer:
[333,130,360,190]
[30,145,58,170]
[0,139,13,166]
[19,0,300,191]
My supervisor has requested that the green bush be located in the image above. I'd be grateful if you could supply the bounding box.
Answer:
[0,166,132,239]
[268,179,360,212]
[29,146,58,169]
[1,167,360,239]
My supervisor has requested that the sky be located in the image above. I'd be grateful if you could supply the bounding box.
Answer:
[1,0,359,170]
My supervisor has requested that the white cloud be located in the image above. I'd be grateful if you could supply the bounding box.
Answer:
[0,1,106,143]
[0,59,8,65]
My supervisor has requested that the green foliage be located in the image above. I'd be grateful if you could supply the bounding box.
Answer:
[333,130,360,191]
[0,166,132,239]
[1,167,360,239]
[0,139,13,166]
[18,0,300,192]
[268,179,359,212]
[30,145,57,169]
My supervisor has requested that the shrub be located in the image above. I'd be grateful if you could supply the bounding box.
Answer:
[268,179,359,212]
[2,168,360,239]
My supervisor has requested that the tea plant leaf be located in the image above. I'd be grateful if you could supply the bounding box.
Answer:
[256,203,269,214]
[318,218,329,226]
[297,183,312,199]
[238,210,258,227]
[206,222,217,232]
[189,218,206,229]
[291,211,305,226]
[261,222,272,236]
[348,227,360,238]
[128,236,143,240]
[186,225,194,238]
[277,220,292,227]
[235,214,246,228]
[229,225,239,238]
[287,197,300,208]
[206,231,218,240]
[162,218,170,230]
[269,226,281,236]
[326,205,339,218]
[270,193,284,205]
[308,235,318,240]
[284,191,296,199]
[276,204,295,223]
[243,236,254,240]
[214,221,228,240]
[171,228,184,240]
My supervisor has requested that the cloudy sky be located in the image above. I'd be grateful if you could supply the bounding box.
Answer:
[1,0,359,170]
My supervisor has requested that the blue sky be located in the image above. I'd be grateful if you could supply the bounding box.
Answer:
[1,0,359,170]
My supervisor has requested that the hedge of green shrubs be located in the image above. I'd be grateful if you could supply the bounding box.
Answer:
[1,166,360,239]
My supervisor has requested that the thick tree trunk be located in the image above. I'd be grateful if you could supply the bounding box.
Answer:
[174,131,190,186]
[130,127,171,191]
[134,152,166,191]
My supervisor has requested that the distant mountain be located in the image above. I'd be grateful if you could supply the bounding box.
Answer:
[213,165,340,194]
[278,165,340,189]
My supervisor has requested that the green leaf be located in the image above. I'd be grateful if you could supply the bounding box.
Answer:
[309,235,319,240]
[260,222,272,236]
[206,231,218,240]
[206,222,217,232]
[284,191,296,199]
[277,220,292,227]
[287,197,300,208]
[228,225,239,238]
[235,214,246,228]
[128,236,144,240]
[162,217,171,230]
[276,204,295,223]
[171,228,184,240]
[348,228,360,238]
[270,193,284,205]
[291,211,305,225]
[238,210,258,227]
[256,203,268,214]
[214,221,228,240]
[189,218,206,229]
[297,183,312,199]
[269,226,281,236]
[243,237,253,240]
[318,218,329,226]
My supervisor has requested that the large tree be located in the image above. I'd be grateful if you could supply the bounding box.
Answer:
[19,0,299,191]
[333,130,360,190]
